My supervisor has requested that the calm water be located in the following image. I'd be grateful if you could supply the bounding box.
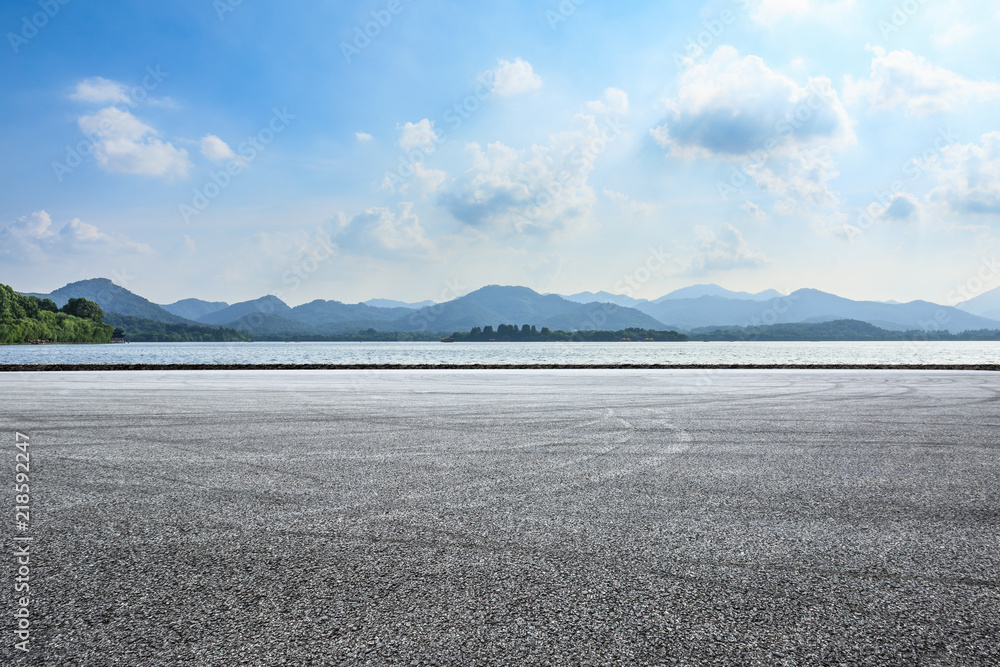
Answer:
[1,341,998,365]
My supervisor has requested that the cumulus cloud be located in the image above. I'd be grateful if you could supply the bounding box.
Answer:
[438,90,628,234]
[691,222,770,272]
[70,76,131,105]
[199,134,243,164]
[77,107,191,178]
[355,131,373,142]
[845,47,1000,116]
[651,46,852,158]
[0,211,152,259]
[398,119,439,152]
[929,131,1000,215]
[585,87,629,116]
[332,203,433,256]
[486,58,543,97]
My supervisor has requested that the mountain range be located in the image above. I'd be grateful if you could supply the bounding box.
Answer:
[21,278,1000,336]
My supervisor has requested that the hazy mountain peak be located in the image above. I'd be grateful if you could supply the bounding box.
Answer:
[655,284,785,303]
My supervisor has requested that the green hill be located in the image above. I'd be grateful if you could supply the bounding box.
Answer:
[102,313,252,343]
[1,283,112,344]
[28,278,191,324]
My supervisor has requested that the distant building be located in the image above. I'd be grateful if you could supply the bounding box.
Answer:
[111,327,126,343]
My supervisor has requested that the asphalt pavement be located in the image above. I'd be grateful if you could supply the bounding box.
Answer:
[2,369,998,665]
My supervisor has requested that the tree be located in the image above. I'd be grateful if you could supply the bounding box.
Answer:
[62,297,104,324]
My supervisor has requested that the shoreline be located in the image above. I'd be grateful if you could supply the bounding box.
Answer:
[2,362,999,371]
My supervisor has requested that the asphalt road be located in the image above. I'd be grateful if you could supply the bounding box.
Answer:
[2,370,998,665]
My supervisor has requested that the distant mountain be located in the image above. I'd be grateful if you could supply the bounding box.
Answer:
[639,288,1000,333]
[652,284,783,302]
[222,312,323,337]
[289,300,413,329]
[26,278,190,324]
[957,286,1000,321]
[161,298,230,320]
[393,285,665,332]
[195,295,292,325]
[558,291,649,307]
[28,279,1000,339]
[198,298,419,334]
[362,298,435,310]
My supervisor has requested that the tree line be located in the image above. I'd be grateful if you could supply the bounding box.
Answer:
[0,284,112,344]
[451,325,689,342]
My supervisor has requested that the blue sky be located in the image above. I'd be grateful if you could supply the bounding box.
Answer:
[2,0,1000,306]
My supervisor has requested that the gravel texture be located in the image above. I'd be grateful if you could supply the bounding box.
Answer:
[2,369,998,665]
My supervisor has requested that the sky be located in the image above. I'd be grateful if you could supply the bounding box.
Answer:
[2,0,1000,307]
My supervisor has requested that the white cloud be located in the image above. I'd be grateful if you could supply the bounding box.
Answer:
[199,134,242,164]
[333,203,433,256]
[691,222,769,271]
[355,131,373,142]
[932,23,978,49]
[70,76,131,105]
[753,0,810,25]
[486,58,543,97]
[585,87,629,117]
[77,107,191,179]
[929,131,1000,215]
[750,0,857,26]
[408,164,447,195]
[383,163,448,196]
[845,47,1000,116]
[651,46,852,158]
[0,211,152,259]
[746,146,841,214]
[438,91,626,234]
[398,119,439,152]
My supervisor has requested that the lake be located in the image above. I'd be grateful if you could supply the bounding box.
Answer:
[1,340,999,365]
